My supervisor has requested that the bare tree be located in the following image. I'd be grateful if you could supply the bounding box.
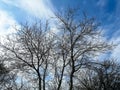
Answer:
[1,21,54,90]
[79,59,120,90]
[0,7,115,90]
[0,56,17,90]
[54,8,112,90]
[0,61,10,89]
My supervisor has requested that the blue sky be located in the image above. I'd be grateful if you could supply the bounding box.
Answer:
[0,0,120,60]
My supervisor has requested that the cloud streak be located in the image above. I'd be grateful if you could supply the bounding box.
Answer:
[109,31,120,61]
[0,9,18,35]
[0,0,56,37]
[97,0,106,7]
[1,0,55,19]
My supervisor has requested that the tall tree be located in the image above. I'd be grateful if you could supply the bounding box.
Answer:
[1,21,54,90]
[54,8,112,90]
[0,8,114,90]
[0,59,16,90]
[79,59,120,90]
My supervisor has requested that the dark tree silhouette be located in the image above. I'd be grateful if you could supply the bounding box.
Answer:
[79,59,120,90]
[0,21,54,90]
[54,8,112,90]
[0,8,117,90]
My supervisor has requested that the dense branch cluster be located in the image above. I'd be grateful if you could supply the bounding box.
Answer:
[0,8,120,90]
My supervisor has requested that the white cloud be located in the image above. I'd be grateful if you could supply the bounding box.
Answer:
[1,0,55,19]
[110,36,120,61]
[111,44,120,59]
[1,0,58,35]
[0,9,18,35]
[97,0,106,7]
[0,9,20,56]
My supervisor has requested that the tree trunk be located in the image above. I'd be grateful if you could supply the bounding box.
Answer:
[57,64,65,90]
[69,57,75,90]
[43,63,48,90]
[43,75,46,90]
[69,70,74,90]
[38,72,42,90]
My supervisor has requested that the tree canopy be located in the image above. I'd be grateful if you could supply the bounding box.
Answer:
[0,8,119,90]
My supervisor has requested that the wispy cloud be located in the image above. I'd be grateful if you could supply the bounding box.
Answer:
[97,0,106,7]
[109,31,120,61]
[0,0,57,37]
[0,9,18,35]
[1,0,55,19]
